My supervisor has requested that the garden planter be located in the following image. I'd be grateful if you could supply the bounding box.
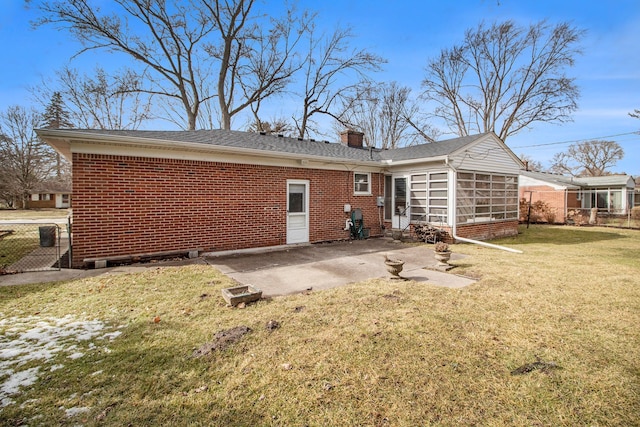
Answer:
[434,251,451,266]
[221,285,262,306]
[384,258,405,279]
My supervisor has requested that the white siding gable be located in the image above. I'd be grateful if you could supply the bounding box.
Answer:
[448,134,522,174]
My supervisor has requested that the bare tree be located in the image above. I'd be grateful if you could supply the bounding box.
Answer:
[60,66,153,130]
[33,0,308,130]
[422,20,583,141]
[550,140,624,177]
[337,82,437,149]
[205,1,311,130]
[33,66,154,130]
[292,25,385,139]
[519,153,545,172]
[0,106,56,208]
[247,118,293,135]
[33,0,219,130]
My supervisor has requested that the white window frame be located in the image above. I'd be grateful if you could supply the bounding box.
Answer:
[354,172,371,195]
[456,171,519,224]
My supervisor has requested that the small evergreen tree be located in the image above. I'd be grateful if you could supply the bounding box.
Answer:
[41,92,74,179]
[42,92,74,129]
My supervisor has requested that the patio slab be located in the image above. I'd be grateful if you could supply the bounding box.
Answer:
[204,238,475,297]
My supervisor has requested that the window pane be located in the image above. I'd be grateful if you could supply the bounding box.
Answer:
[430,181,447,189]
[395,177,407,215]
[289,184,305,213]
[610,190,622,210]
[430,172,447,180]
[354,173,369,193]
[411,206,427,215]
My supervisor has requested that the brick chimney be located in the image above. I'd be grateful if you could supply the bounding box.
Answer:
[340,130,364,148]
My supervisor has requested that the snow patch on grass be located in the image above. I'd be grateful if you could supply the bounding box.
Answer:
[0,315,121,407]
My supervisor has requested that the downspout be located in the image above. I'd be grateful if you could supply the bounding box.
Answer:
[446,156,523,254]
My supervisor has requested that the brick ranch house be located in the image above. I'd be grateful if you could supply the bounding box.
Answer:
[519,170,637,223]
[36,129,524,268]
[26,183,72,209]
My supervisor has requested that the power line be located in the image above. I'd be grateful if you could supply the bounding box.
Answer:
[511,130,640,149]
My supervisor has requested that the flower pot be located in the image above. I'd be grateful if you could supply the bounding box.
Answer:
[384,259,404,278]
[434,251,451,266]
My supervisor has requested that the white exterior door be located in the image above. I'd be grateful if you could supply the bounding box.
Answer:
[286,180,309,244]
[392,176,409,230]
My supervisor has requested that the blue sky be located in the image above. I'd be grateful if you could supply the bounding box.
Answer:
[1,0,639,176]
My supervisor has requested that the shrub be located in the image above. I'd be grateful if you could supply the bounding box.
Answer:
[434,241,449,252]
[520,199,553,223]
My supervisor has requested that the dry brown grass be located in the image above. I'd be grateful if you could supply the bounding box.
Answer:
[0,208,70,220]
[0,225,638,426]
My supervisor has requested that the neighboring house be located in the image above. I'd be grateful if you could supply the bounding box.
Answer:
[26,184,72,209]
[519,171,636,222]
[37,129,524,268]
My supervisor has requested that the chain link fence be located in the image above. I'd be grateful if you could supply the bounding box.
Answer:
[0,222,70,274]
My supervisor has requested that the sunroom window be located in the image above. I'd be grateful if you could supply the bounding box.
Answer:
[410,172,448,224]
[456,171,518,224]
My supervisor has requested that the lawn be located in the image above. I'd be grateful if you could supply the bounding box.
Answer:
[0,208,70,220]
[0,225,638,426]
[0,228,40,270]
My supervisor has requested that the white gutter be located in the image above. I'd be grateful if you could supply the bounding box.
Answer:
[448,159,523,254]
[382,155,448,167]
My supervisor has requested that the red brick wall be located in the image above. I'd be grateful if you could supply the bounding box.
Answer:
[25,199,56,209]
[519,185,572,223]
[455,220,519,241]
[71,153,383,267]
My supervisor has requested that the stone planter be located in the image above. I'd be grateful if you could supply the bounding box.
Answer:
[434,251,451,266]
[384,259,405,279]
[221,285,262,306]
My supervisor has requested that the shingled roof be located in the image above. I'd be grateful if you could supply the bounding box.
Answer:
[520,170,636,189]
[38,128,492,165]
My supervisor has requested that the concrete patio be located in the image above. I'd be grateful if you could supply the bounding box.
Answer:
[1,238,476,295]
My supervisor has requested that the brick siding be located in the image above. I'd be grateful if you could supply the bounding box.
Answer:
[71,153,383,267]
[519,185,580,223]
[25,199,56,209]
[455,220,519,241]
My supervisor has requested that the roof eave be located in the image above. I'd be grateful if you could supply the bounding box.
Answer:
[36,129,381,168]
[383,155,449,166]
